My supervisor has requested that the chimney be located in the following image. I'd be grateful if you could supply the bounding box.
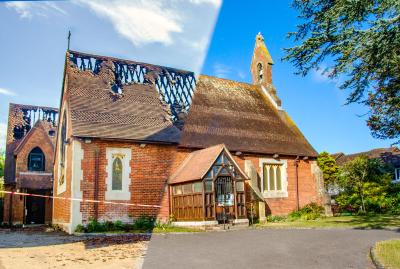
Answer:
[250,32,281,107]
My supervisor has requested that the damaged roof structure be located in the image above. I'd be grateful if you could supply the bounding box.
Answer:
[4,104,58,185]
[64,50,317,157]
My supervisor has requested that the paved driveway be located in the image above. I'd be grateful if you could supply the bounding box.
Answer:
[143,228,400,269]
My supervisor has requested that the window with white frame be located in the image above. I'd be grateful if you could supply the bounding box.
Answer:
[105,148,131,200]
[395,168,400,182]
[260,159,288,198]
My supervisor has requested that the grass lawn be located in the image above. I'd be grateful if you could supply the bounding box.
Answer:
[374,239,400,269]
[256,214,400,229]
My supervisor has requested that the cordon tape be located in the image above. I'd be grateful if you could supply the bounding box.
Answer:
[0,190,162,208]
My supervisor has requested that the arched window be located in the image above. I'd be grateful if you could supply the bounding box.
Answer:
[58,112,67,186]
[112,157,123,190]
[28,147,45,171]
[257,62,264,83]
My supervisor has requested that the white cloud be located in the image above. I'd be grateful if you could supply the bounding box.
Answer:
[213,63,231,78]
[77,0,183,46]
[0,88,16,96]
[0,123,6,151]
[188,0,222,7]
[6,1,67,19]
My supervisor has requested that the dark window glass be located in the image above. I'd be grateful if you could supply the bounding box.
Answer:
[112,157,123,190]
[28,147,45,171]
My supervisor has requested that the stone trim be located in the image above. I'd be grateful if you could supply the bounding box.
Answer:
[105,147,131,201]
[259,158,288,198]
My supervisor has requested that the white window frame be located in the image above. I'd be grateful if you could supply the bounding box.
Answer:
[57,108,67,195]
[259,158,288,198]
[105,148,131,201]
[394,168,400,182]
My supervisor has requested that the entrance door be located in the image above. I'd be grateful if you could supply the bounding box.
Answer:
[215,176,235,223]
[25,191,45,224]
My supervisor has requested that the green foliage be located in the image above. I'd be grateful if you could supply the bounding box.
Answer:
[336,156,397,213]
[288,202,324,221]
[266,215,287,222]
[132,215,155,230]
[0,153,4,179]
[75,224,85,233]
[317,151,339,190]
[285,0,400,143]
[76,216,156,233]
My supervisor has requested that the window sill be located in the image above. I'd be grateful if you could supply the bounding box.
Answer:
[263,191,288,199]
[105,190,130,201]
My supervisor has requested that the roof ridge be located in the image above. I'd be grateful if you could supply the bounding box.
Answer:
[198,74,257,88]
[68,50,194,75]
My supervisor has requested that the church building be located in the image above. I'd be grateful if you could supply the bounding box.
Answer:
[3,104,58,225]
[52,33,325,233]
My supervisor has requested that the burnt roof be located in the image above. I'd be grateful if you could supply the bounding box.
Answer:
[64,51,317,157]
[179,75,318,157]
[66,51,189,143]
[4,103,58,185]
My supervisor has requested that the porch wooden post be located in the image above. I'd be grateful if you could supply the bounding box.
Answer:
[234,180,238,220]
[202,181,206,221]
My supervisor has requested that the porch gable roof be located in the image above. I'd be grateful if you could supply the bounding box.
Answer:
[169,144,248,184]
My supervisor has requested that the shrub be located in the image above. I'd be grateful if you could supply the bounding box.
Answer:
[266,215,287,222]
[87,218,106,233]
[75,224,85,233]
[133,215,155,230]
[288,203,324,221]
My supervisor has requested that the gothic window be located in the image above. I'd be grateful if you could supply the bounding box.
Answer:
[263,164,284,192]
[28,147,45,171]
[59,112,67,186]
[257,62,264,83]
[112,157,123,190]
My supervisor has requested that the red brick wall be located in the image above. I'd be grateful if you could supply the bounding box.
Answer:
[15,126,54,176]
[234,154,322,216]
[52,100,73,225]
[2,185,24,225]
[52,136,321,226]
[72,140,189,224]
[3,123,55,225]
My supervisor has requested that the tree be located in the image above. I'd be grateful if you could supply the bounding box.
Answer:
[284,0,400,143]
[317,151,339,191]
[337,156,392,213]
[0,154,4,179]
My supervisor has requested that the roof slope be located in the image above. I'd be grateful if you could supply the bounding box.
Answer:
[66,51,182,143]
[333,147,400,165]
[179,75,318,157]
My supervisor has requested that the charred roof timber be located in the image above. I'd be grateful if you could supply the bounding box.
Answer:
[69,50,196,121]
[10,104,58,140]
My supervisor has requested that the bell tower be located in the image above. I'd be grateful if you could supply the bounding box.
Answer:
[251,32,281,107]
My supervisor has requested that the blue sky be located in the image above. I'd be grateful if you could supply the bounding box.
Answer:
[0,0,396,154]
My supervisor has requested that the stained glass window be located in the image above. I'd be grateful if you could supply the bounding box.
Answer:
[112,157,123,190]
[28,147,45,171]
